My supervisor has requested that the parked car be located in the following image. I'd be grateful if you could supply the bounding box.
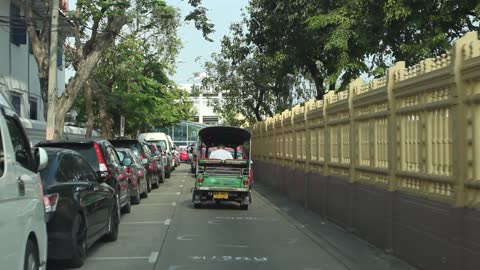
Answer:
[39,148,118,267]
[116,148,149,203]
[138,132,173,177]
[110,139,160,190]
[36,140,132,214]
[172,144,181,167]
[145,143,165,183]
[0,93,49,270]
[178,145,188,162]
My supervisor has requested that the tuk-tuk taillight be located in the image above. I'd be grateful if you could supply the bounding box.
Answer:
[243,179,249,186]
[198,177,204,185]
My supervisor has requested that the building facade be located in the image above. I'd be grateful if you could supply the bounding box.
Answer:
[178,83,223,125]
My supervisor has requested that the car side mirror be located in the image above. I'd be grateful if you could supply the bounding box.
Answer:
[35,147,48,172]
[122,157,132,166]
[154,150,161,156]
[141,158,148,165]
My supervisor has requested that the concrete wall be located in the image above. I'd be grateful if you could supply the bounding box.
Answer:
[251,31,480,270]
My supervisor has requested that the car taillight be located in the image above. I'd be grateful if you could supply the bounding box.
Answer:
[125,167,133,174]
[140,154,146,161]
[198,177,203,185]
[94,143,110,180]
[138,169,144,178]
[44,193,59,213]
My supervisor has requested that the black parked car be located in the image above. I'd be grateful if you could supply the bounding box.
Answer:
[39,148,119,267]
[36,139,132,214]
[110,139,160,190]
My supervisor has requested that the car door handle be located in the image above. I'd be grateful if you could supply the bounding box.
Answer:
[17,177,26,196]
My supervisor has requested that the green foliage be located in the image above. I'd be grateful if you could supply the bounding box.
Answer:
[202,21,291,124]
[74,0,195,136]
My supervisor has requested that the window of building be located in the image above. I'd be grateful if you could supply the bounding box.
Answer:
[10,3,27,46]
[29,98,37,120]
[10,93,21,115]
[202,116,219,125]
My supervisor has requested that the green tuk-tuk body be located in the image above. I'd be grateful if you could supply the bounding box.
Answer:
[192,126,252,210]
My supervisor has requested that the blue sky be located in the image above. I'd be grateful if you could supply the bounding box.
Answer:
[166,0,249,84]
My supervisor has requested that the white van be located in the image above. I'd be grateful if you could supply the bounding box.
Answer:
[138,132,174,177]
[0,92,49,270]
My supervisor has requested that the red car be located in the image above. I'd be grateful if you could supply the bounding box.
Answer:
[179,146,188,162]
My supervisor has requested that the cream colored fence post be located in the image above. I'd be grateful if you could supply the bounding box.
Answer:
[451,33,471,207]
[388,62,405,192]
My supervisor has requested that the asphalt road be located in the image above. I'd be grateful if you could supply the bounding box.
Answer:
[48,164,417,270]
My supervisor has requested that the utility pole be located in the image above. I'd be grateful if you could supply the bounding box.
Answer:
[46,0,59,140]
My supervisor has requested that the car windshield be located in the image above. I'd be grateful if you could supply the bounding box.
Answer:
[146,140,167,150]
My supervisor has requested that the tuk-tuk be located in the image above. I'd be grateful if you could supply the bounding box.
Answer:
[192,126,252,210]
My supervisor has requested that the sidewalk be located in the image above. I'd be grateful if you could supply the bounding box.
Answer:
[253,182,418,270]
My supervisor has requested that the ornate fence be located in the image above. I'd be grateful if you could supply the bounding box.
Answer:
[251,31,480,270]
[252,31,480,208]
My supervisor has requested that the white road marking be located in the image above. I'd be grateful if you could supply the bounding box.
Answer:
[188,256,268,262]
[176,235,200,241]
[207,220,222,225]
[90,256,149,260]
[137,203,175,206]
[148,251,159,264]
[288,238,299,245]
[149,192,181,195]
[179,185,184,187]
[172,202,177,206]
[216,244,248,248]
[164,219,171,225]
[123,221,166,225]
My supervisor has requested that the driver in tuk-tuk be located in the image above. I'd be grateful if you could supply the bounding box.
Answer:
[209,143,233,160]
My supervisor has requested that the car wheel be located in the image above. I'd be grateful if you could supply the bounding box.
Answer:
[190,167,195,174]
[152,174,159,189]
[159,170,165,183]
[240,204,249,210]
[165,167,171,178]
[147,177,152,192]
[24,240,39,270]
[194,203,202,209]
[141,178,148,198]
[122,186,132,214]
[104,196,119,242]
[131,184,141,205]
[70,214,87,268]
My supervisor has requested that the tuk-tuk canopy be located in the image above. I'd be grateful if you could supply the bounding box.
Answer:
[198,126,251,148]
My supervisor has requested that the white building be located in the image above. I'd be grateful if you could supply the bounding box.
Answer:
[178,83,223,125]
[0,0,96,144]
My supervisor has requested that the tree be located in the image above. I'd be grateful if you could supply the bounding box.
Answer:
[306,0,480,77]
[16,0,213,139]
[247,0,480,100]
[202,22,291,124]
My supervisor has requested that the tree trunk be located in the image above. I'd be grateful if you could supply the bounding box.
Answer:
[307,61,325,100]
[97,92,113,138]
[49,15,128,139]
[85,81,94,138]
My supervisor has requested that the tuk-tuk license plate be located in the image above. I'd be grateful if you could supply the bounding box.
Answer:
[213,192,229,199]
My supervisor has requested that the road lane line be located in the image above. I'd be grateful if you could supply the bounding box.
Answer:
[123,221,166,225]
[164,219,171,225]
[149,192,181,195]
[136,203,175,206]
[172,202,177,206]
[90,256,149,260]
[179,185,184,187]
[148,251,159,264]
[216,244,248,248]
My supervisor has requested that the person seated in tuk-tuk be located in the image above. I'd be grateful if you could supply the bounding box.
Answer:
[209,144,233,160]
